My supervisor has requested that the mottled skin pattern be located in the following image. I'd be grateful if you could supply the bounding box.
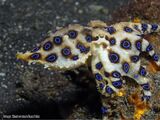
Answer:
[16,20,160,119]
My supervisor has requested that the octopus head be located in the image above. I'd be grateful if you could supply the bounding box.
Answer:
[91,28,110,48]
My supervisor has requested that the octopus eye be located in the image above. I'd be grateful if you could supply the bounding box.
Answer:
[43,41,53,51]
[139,66,146,76]
[106,26,116,34]
[61,47,71,57]
[112,80,122,88]
[95,73,103,81]
[124,26,133,33]
[122,62,130,73]
[141,23,148,32]
[95,62,103,70]
[93,36,100,41]
[99,83,105,89]
[152,54,159,61]
[101,106,108,114]
[31,46,40,52]
[45,53,57,62]
[146,44,153,52]
[105,86,114,94]
[53,36,63,45]
[112,71,121,78]
[151,24,158,31]
[121,39,131,49]
[85,35,92,42]
[109,52,120,63]
[135,40,142,51]
[68,30,78,39]
[141,83,150,90]
[30,53,41,60]
[130,55,139,63]
[72,55,79,61]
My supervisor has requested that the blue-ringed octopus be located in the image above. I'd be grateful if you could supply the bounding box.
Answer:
[16,20,160,120]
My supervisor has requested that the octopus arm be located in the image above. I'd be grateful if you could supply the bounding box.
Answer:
[113,22,160,35]
[140,38,160,70]
[16,24,93,70]
[91,44,125,97]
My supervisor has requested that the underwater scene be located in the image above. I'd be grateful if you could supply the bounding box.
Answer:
[1,0,160,119]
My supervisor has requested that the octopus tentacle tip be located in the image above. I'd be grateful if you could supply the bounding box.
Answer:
[16,52,26,60]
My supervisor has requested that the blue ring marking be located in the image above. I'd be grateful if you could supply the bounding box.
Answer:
[134,25,139,31]
[121,39,131,49]
[141,23,148,32]
[142,95,151,101]
[131,55,139,63]
[85,35,92,42]
[112,80,122,88]
[146,44,153,52]
[101,106,108,114]
[104,71,110,77]
[96,62,103,70]
[106,26,116,34]
[109,52,119,63]
[53,36,62,45]
[134,74,139,79]
[135,40,142,51]
[105,86,114,94]
[151,24,158,31]
[112,71,121,78]
[95,73,103,81]
[141,83,150,90]
[152,54,159,61]
[76,43,89,53]
[109,38,116,45]
[124,26,133,33]
[139,66,147,76]
[68,30,77,39]
[31,46,40,52]
[122,62,130,73]
[30,53,41,60]
[62,48,71,56]
[99,83,105,89]
[72,55,79,61]
[80,46,87,53]
[76,43,82,49]
[45,53,57,62]
[43,41,53,51]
